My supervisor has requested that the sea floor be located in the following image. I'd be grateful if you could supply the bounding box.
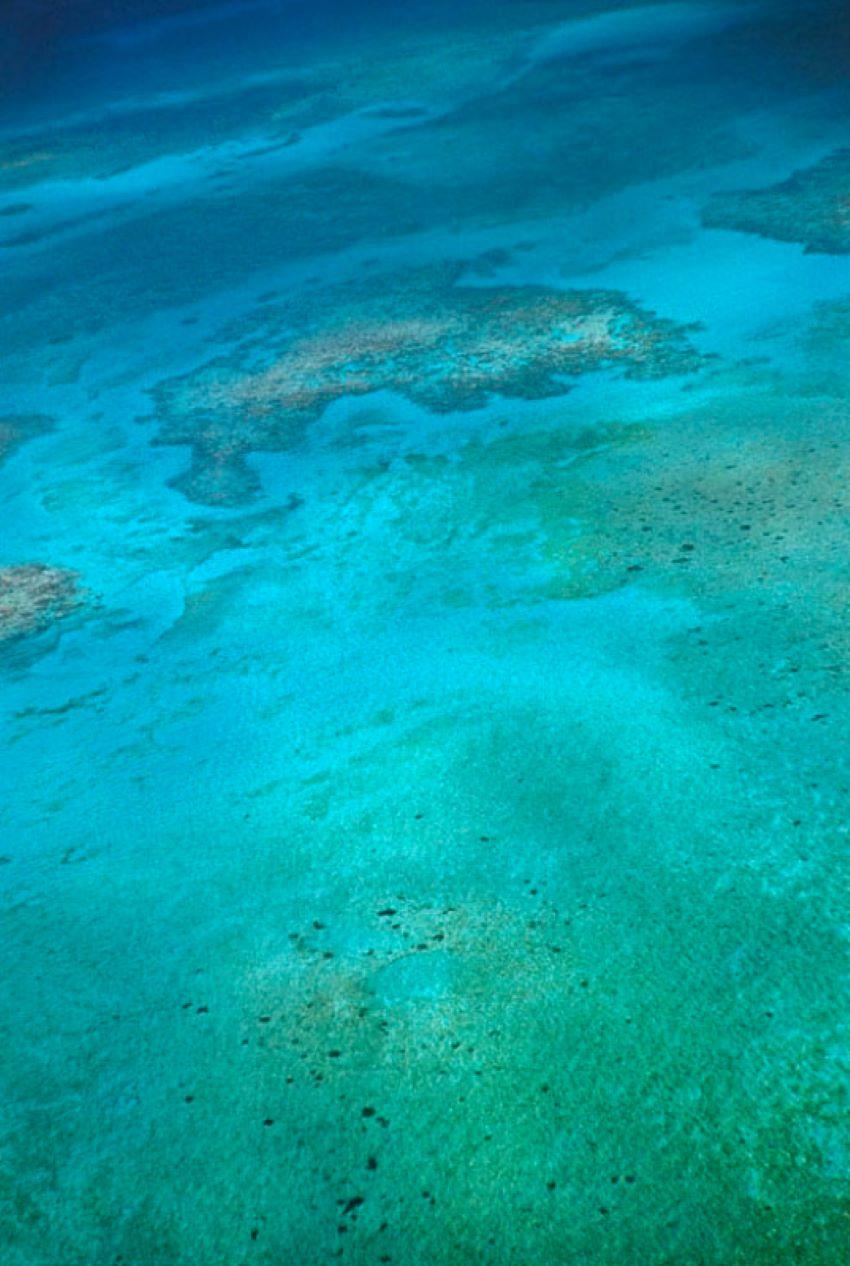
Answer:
[3,1,850,1262]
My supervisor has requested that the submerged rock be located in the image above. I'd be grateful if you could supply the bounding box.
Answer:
[703,148,850,254]
[0,563,81,644]
[151,262,705,505]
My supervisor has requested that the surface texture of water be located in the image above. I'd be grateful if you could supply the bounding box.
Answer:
[3,1,850,1262]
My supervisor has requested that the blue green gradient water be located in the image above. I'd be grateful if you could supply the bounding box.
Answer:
[3,1,850,1261]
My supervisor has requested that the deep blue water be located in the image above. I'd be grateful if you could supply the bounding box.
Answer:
[3,2,850,1262]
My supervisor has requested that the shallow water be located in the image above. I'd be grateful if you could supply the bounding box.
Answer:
[3,2,850,1262]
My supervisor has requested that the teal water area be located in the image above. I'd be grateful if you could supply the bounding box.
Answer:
[3,1,850,1261]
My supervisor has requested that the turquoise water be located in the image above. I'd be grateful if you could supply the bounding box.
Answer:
[3,1,850,1261]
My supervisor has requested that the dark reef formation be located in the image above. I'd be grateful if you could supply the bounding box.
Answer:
[703,149,850,254]
[0,564,81,645]
[152,263,704,505]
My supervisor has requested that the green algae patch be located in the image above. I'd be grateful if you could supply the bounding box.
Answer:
[272,371,850,631]
[0,564,81,645]
[151,264,703,505]
[703,149,850,254]
[540,389,850,604]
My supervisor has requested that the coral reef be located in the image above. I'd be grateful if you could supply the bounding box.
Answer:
[152,264,704,504]
[0,564,81,644]
[703,149,850,253]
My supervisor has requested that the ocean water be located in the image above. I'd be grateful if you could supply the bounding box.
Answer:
[3,1,850,1261]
